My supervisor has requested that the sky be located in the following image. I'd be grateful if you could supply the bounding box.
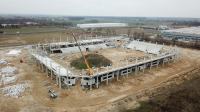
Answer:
[0,0,200,18]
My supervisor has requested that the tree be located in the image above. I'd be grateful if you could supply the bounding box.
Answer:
[106,28,111,36]
[172,38,177,45]
[127,28,131,37]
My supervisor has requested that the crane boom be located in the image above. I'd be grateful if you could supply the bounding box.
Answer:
[71,33,94,76]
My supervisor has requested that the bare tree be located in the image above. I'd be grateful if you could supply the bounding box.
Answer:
[127,28,131,37]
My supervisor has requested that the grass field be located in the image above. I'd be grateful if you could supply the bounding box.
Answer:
[1,26,65,34]
[0,32,68,47]
[0,27,145,47]
[0,26,76,47]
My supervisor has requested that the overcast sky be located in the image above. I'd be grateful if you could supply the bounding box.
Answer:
[0,0,200,18]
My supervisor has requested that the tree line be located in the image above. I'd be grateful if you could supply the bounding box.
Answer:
[130,31,200,50]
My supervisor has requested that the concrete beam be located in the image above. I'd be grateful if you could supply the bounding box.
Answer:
[59,76,62,89]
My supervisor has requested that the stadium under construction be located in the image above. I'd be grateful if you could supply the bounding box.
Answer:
[29,35,180,90]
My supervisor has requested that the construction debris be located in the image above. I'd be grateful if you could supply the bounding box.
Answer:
[0,66,18,76]
[0,82,30,98]
[0,59,7,65]
[0,76,17,85]
[6,49,21,56]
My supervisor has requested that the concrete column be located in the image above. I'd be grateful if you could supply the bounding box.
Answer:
[173,55,176,63]
[106,74,109,85]
[46,68,49,77]
[49,43,52,54]
[56,67,59,85]
[135,66,137,74]
[150,55,153,70]
[66,75,70,89]
[167,57,169,63]
[90,78,92,90]
[58,67,62,89]
[143,65,145,73]
[45,60,48,76]
[41,63,44,72]
[126,68,128,78]
[43,65,46,73]
[36,60,39,66]
[150,62,152,70]
[39,62,41,69]
[96,76,99,88]
[157,61,159,68]
[162,59,165,67]
[117,71,119,81]
[59,76,62,89]
[135,58,138,63]
[50,62,53,79]
[96,68,99,74]
[56,75,58,85]
[51,70,53,80]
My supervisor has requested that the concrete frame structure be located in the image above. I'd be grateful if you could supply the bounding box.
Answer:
[30,36,180,90]
[80,49,178,89]
[40,36,128,54]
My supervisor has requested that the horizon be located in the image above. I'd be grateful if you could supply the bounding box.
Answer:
[0,14,200,20]
[0,0,200,18]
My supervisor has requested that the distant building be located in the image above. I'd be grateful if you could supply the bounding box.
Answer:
[161,27,200,41]
[24,22,38,25]
[158,25,169,30]
[77,23,128,28]
[0,24,20,28]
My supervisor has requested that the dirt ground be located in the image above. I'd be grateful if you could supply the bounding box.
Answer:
[51,48,146,75]
[0,46,200,112]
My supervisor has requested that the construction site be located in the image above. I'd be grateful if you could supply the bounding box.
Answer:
[30,34,179,90]
[1,0,200,110]
[0,24,200,112]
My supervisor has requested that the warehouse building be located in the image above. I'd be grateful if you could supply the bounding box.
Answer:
[161,27,200,41]
[77,23,128,28]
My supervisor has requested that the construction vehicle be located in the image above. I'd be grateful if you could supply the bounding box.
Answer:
[71,33,94,76]
[48,89,58,99]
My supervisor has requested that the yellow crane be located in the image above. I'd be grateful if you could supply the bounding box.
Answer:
[71,33,94,76]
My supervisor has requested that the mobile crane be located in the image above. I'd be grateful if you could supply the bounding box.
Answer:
[71,33,94,76]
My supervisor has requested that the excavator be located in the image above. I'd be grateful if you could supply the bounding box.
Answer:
[71,33,94,76]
